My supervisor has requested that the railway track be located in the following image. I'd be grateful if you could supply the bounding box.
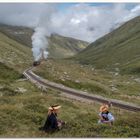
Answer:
[23,68,140,112]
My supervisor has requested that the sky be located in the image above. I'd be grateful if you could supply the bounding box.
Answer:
[0,3,140,42]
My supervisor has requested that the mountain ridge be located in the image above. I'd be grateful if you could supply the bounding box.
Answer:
[74,16,140,75]
[0,24,88,59]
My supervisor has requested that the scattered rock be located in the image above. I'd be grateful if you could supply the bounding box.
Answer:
[15,87,27,93]
[84,89,88,92]
[19,61,24,64]
[111,87,118,91]
[66,75,70,78]
[64,72,67,75]
[114,63,120,66]
[61,78,65,82]
[110,84,118,91]
[16,78,27,82]
[126,81,130,84]
[134,78,140,83]
[114,72,119,76]
[75,80,80,83]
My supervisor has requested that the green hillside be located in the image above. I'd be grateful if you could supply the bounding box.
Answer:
[0,23,140,138]
[34,59,140,106]
[0,24,88,59]
[0,24,33,48]
[48,34,88,58]
[0,31,33,72]
[74,16,140,75]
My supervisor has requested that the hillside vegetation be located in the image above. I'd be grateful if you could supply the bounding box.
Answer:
[0,31,33,72]
[34,60,140,106]
[74,16,140,75]
[0,24,33,48]
[48,34,88,58]
[0,66,139,137]
[0,24,88,59]
[0,21,140,137]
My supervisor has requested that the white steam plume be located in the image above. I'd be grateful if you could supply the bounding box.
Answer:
[32,27,48,61]
[31,4,56,61]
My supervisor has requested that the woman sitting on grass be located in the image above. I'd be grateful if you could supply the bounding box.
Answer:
[98,102,115,126]
[39,105,65,132]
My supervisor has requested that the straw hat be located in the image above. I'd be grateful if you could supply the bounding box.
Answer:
[48,105,61,110]
[100,104,109,112]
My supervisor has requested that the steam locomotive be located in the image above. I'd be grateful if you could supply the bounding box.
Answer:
[33,61,41,66]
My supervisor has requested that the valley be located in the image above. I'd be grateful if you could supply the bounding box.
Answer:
[0,15,140,137]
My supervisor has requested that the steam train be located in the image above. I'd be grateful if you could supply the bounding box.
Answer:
[33,61,41,66]
[33,49,45,66]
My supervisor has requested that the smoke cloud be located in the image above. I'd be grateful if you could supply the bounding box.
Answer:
[32,27,49,61]
[31,4,56,61]
[0,3,140,60]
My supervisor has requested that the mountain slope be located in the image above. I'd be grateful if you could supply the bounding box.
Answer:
[48,34,88,58]
[0,31,33,73]
[74,16,140,75]
[0,24,33,48]
[0,23,139,138]
[0,24,88,59]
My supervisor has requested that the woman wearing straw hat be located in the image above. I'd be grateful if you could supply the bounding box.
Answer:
[98,102,115,126]
[39,105,65,132]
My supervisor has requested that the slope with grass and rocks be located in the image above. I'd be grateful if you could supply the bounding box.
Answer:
[48,33,88,58]
[33,59,140,106]
[0,70,140,137]
[0,30,33,72]
[0,24,33,48]
[74,16,140,75]
[0,23,140,137]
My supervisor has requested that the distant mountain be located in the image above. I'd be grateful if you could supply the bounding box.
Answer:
[74,16,140,75]
[48,34,88,58]
[0,24,88,59]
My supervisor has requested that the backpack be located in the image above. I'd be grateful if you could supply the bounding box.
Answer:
[101,111,109,121]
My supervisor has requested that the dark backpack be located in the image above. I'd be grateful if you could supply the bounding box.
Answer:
[101,111,109,121]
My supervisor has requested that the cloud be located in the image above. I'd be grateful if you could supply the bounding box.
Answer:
[0,3,56,28]
[50,3,140,42]
[0,3,140,43]
[121,4,140,22]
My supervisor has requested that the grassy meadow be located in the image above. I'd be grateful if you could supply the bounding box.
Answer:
[0,57,139,137]
[0,75,140,137]
[0,21,140,137]
[34,59,140,106]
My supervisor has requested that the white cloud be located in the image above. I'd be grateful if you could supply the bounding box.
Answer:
[50,3,139,42]
[0,3,56,28]
[0,3,140,43]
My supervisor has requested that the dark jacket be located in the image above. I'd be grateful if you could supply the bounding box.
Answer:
[42,112,59,132]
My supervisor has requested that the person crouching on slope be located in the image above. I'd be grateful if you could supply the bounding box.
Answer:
[39,105,65,132]
[98,102,115,126]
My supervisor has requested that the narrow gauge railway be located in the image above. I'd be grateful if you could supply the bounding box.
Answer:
[23,68,140,112]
